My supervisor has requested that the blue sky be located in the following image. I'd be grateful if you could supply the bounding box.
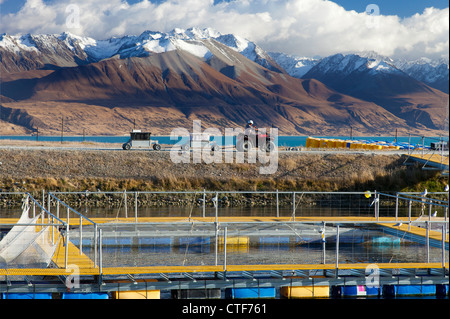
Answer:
[1,0,448,17]
[332,0,449,17]
[1,0,448,60]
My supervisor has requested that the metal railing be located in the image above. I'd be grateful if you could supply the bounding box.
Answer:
[403,134,449,170]
[48,193,98,267]
[50,190,384,220]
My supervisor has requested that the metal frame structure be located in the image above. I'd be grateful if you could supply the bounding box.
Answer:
[1,190,448,297]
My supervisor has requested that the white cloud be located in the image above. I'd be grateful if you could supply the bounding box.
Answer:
[0,0,448,60]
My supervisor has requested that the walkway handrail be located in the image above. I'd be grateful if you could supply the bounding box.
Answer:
[397,192,449,204]
[48,193,97,226]
[49,192,99,267]
[26,193,66,226]
[378,192,449,209]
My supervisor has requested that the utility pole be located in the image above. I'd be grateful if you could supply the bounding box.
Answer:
[61,117,64,143]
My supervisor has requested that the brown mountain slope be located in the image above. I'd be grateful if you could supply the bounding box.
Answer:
[0,41,439,136]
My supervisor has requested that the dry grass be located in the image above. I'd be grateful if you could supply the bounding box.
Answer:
[0,149,447,194]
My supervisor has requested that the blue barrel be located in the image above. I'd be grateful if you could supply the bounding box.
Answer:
[382,285,396,298]
[366,286,380,297]
[343,285,365,296]
[396,285,436,296]
[343,285,380,297]
[436,284,449,297]
[330,286,343,298]
[225,287,276,299]
[2,293,52,299]
[62,292,109,299]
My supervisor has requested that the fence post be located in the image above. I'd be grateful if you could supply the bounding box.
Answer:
[375,193,380,222]
[426,221,430,263]
[335,225,340,274]
[215,192,218,223]
[373,190,377,219]
[442,225,446,269]
[276,189,279,218]
[65,223,69,269]
[322,222,326,264]
[293,192,296,222]
[135,191,138,224]
[408,200,412,231]
[79,215,83,255]
[214,222,218,266]
[428,200,432,222]
[124,190,128,218]
[203,189,206,218]
[99,228,103,277]
[47,193,51,215]
[395,193,399,221]
[223,227,227,272]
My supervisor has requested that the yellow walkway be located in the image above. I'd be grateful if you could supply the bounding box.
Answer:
[408,153,449,169]
[51,232,97,271]
[1,262,448,277]
[380,222,449,242]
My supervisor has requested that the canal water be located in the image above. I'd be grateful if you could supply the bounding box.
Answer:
[1,135,446,148]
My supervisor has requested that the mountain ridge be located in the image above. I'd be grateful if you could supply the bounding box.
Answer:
[0,28,448,136]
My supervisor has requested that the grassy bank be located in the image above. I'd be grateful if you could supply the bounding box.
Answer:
[1,149,447,196]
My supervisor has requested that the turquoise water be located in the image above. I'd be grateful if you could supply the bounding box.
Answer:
[1,135,446,148]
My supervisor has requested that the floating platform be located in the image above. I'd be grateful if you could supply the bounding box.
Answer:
[405,153,449,171]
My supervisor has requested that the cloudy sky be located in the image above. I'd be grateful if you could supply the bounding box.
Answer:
[1,0,448,60]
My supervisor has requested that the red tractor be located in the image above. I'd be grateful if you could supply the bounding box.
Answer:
[236,128,276,152]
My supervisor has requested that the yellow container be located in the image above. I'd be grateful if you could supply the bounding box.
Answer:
[281,286,330,298]
[319,139,329,148]
[310,138,320,148]
[218,236,249,246]
[337,140,347,148]
[112,290,160,299]
[305,137,312,148]
[350,142,362,149]
[218,236,249,253]
[327,140,337,148]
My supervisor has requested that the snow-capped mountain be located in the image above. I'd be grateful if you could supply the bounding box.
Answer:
[270,50,449,94]
[268,52,319,78]
[0,28,282,73]
[394,57,449,93]
[272,51,404,79]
